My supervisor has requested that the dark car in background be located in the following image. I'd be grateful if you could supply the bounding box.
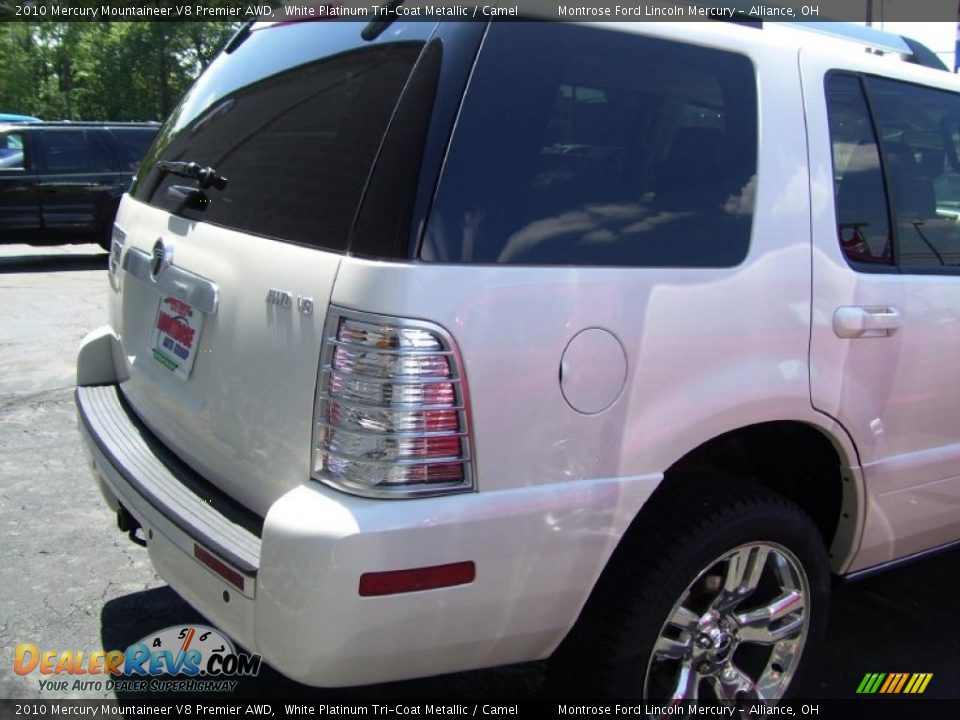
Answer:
[0,121,158,249]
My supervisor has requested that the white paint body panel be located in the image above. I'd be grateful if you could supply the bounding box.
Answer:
[800,47,960,570]
[111,199,338,517]
[75,21,960,686]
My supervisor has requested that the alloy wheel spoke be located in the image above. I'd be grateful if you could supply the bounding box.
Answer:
[735,589,805,645]
[669,604,700,633]
[721,545,770,604]
[646,542,811,703]
[668,662,700,702]
[710,664,762,701]
[738,614,805,645]
[653,633,692,661]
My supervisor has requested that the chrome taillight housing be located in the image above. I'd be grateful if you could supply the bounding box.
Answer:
[312,309,474,498]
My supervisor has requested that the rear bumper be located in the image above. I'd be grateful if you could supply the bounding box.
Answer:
[77,383,262,651]
[77,329,660,687]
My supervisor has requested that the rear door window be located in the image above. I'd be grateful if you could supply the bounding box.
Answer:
[423,23,758,267]
[868,76,960,269]
[827,73,960,271]
[133,23,429,253]
[39,130,119,173]
[826,74,893,267]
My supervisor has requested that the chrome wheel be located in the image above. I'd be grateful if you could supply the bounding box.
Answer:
[643,541,810,703]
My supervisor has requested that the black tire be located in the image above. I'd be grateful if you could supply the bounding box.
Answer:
[549,480,830,700]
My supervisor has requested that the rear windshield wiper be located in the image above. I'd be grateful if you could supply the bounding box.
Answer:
[224,19,255,55]
[362,0,408,41]
[155,160,228,190]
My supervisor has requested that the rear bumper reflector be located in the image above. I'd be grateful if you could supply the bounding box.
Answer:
[195,543,246,591]
[359,561,476,597]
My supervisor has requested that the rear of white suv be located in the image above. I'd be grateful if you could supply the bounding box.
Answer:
[77,18,960,701]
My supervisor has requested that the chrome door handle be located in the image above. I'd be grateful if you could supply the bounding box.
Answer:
[833,306,903,338]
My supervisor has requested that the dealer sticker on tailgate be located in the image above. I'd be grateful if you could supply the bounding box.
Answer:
[151,296,204,380]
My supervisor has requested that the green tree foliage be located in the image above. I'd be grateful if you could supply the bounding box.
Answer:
[0,21,238,121]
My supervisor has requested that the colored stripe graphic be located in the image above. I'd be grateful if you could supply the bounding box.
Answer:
[892,673,909,693]
[857,672,932,694]
[856,673,883,693]
[879,674,896,693]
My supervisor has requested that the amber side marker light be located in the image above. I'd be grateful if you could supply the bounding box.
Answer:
[194,544,245,591]
[359,561,476,597]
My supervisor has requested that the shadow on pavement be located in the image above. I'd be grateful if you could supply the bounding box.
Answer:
[98,546,960,701]
[0,252,107,274]
[814,548,960,699]
[100,586,546,701]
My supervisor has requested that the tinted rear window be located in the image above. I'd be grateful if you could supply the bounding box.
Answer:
[108,128,158,170]
[423,23,757,267]
[133,23,426,252]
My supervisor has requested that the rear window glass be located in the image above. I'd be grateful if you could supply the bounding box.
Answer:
[423,23,757,267]
[108,128,158,170]
[133,23,425,253]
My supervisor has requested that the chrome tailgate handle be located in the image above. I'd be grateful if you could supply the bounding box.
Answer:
[833,306,903,338]
[123,246,219,314]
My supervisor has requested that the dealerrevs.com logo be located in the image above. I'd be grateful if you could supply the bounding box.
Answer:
[14,625,261,693]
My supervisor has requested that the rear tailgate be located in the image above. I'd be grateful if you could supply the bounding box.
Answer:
[111,21,439,516]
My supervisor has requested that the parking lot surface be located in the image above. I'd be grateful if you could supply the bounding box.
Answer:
[0,243,956,701]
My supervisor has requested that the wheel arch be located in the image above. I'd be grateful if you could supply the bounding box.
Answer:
[550,451,838,698]
[557,418,862,654]
[650,419,861,572]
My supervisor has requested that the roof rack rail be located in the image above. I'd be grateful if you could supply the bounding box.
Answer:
[18,120,162,127]
[785,21,949,72]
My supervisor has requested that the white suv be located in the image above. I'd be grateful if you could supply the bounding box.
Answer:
[77,19,960,700]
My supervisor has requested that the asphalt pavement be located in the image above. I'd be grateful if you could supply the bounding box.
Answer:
[0,242,956,702]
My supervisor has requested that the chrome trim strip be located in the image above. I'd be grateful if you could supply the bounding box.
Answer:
[328,338,454,356]
[315,420,468,440]
[320,447,470,466]
[842,539,960,583]
[123,247,220,314]
[325,365,461,385]
[316,396,466,413]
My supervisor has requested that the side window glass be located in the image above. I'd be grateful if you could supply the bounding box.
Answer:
[869,77,960,269]
[424,23,757,267]
[0,132,26,170]
[108,129,157,170]
[826,74,892,267]
[41,131,118,173]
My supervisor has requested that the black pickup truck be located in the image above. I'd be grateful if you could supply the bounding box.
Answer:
[0,121,158,249]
